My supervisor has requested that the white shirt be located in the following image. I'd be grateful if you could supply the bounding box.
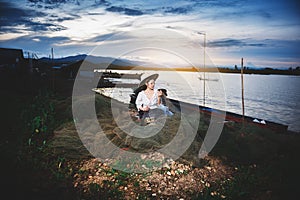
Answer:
[135,90,159,110]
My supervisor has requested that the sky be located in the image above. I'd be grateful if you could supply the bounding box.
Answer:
[0,0,299,68]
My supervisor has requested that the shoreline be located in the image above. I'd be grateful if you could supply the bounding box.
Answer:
[94,89,298,135]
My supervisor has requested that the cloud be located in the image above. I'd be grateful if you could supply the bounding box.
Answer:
[27,0,110,9]
[87,12,106,16]
[86,32,135,43]
[27,0,72,9]
[208,39,267,48]
[210,38,300,67]
[0,35,70,49]
[28,0,74,7]
[105,6,144,16]
[189,0,240,8]
[49,16,77,22]
[28,0,68,3]
[0,0,298,68]
[164,6,192,14]
[0,1,66,33]
[0,34,85,56]
[103,1,202,16]
[257,10,271,19]
[86,33,118,43]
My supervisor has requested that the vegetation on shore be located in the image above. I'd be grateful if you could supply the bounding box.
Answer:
[1,72,300,200]
[110,65,300,76]
[0,56,299,199]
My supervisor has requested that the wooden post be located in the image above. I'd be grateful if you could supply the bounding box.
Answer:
[51,47,55,91]
[241,58,245,119]
[203,33,206,106]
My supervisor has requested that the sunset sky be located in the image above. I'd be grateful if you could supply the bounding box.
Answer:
[0,0,299,68]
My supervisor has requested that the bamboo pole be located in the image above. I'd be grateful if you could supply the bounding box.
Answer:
[241,58,245,120]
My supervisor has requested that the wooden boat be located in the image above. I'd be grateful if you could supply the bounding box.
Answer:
[198,76,219,82]
[167,98,288,132]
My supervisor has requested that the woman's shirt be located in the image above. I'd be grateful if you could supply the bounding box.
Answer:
[135,90,159,110]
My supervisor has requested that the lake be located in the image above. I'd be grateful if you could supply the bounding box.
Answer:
[96,70,300,133]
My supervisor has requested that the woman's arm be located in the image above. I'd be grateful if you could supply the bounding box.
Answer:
[157,90,162,105]
[157,96,161,105]
[136,91,144,110]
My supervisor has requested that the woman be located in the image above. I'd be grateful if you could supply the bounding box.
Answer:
[135,78,162,120]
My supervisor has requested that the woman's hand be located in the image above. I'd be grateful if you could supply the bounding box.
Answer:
[144,106,150,111]
[141,106,150,111]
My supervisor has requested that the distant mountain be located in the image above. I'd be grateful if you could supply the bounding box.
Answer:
[39,54,146,67]
[85,55,137,66]
[39,54,87,63]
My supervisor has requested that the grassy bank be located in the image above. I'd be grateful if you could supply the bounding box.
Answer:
[1,80,300,199]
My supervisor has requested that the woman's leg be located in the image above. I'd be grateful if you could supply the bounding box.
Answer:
[157,105,173,116]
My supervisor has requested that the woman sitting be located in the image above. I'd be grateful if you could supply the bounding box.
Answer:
[135,78,160,120]
[135,78,173,121]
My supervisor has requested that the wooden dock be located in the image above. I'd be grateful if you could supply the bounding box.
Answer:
[94,71,143,80]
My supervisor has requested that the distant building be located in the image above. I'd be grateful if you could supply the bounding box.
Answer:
[0,47,24,69]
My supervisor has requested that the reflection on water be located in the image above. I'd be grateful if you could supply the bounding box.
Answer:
[96,70,300,132]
